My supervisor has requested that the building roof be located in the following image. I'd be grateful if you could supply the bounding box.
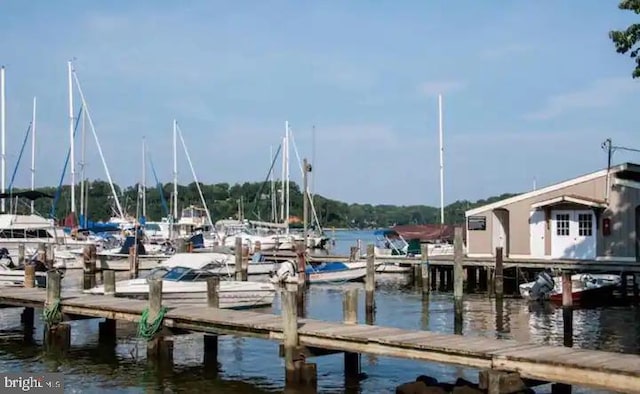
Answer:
[530,195,608,209]
[465,162,640,217]
[391,224,459,242]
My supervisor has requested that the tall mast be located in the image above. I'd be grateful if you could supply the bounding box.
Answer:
[30,96,36,214]
[270,145,276,222]
[285,121,290,235]
[68,60,76,218]
[142,137,146,219]
[280,135,285,223]
[438,93,444,225]
[172,119,178,221]
[0,66,6,213]
[79,102,86,223]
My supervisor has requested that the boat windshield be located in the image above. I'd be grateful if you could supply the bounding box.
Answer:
[161,266,216,282]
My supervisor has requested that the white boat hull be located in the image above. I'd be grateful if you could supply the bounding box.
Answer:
[0,269,47,287]
[84,279,275,309]
[519,273,621,301]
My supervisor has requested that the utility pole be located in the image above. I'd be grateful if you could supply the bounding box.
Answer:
[601,138,640,202]
[303,158,312,253]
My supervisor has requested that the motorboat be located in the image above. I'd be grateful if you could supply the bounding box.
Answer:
[519,271,621,303]
[83,265,276,309]
[0,248,51,287]
[270,260,373,284]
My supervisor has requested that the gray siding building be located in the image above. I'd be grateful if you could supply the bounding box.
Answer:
[465,163,640,261]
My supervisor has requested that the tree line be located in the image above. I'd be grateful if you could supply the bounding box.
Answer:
[11,179,517,228]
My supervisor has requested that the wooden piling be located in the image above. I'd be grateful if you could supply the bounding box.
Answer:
[98,318,116,345]
[175,238,186,253]
[413,262,423,289]
[204,276,220,369]
[45,243,54,267]
[83,245,97,290]
[128,246,138,279]
[349,246,358,262]
[365,244,375,317]
[420,244,430,296]
[295,240,306,286]
[37,243,46,265]
[282,286,301,385]
[21,307,34,343]
[453,227,464,334]
[44,271,70,352]
[241,244,250,281]
[18,243,25,266]
[146,278,172,364]
[103,270,116,296]
[24,264,35,288]
[494,247,504,299]
[234,237,243,281]
[343,289,360,386]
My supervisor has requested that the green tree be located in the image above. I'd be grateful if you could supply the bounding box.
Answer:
[610,0,640,77]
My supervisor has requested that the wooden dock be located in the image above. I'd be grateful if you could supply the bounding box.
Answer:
[1,285,639,393]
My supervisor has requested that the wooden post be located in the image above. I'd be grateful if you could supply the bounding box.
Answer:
[349,246,358,262]
[343,289,360,386]
[204,277,220,370]
[18,243,25,266]
[103,270,116,296]
[146,278,172,365]
[453,227,464,334]
[24,265,35,288]
[487,267,495,296]
[365,244,375,319]
[241,244,249,281]
[495,247,504,299]
[45,243,54,267]
[282,286,301,386]
[413,262,423,289]
[44,271,70,352]
[295,240,306,286]
[234,237,243,281]
[37,243,46,265]
[186,241,193,253]
[98,318,116,346]
[22,307,34,343]
[420,244,430,296]
[562,271,573,348]
[175,238,186,253]
[128,246,138,279]
[83,245,97,290]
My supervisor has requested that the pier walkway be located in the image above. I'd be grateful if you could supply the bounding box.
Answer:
[0,286,638,393]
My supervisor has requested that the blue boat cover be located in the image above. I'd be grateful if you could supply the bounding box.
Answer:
[306,261,348,273]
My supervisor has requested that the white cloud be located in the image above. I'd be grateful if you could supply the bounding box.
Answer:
[525,77,640,120]
[419,80,466,97]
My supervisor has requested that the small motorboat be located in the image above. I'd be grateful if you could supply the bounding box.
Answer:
[83,265,276,309]
[270,260,369,284]
[0,248,51,287]
[519,270,621,303]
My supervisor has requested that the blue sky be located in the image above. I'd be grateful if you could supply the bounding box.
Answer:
[0,1,639,206]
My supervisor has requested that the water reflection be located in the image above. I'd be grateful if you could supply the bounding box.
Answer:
[0,271,637,393]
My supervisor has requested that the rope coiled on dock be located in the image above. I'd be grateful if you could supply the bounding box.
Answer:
[42,300,62,326]
[137,306,168,340]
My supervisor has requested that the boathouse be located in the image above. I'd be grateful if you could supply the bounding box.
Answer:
[464,162,640,261]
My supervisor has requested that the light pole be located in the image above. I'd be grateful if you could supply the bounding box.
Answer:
[601,138,640,201]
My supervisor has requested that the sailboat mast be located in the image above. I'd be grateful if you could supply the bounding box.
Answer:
[79,103,86,223]
[438,93,444,225]
[172,119,178,221]
[68,61,76,218]
[1,66,6,213]
[280,135,285,223]
[142,137,146,219]
[31,96,36,214]
[285,121,290,235]
[270,145,276,222]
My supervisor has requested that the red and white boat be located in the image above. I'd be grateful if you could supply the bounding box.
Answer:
[519,272,621,303]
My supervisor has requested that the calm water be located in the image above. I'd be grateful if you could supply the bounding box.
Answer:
[0,230,638,393]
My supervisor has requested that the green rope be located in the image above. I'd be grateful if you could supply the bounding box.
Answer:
[137,306,168,340]
[42,300,62,326]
